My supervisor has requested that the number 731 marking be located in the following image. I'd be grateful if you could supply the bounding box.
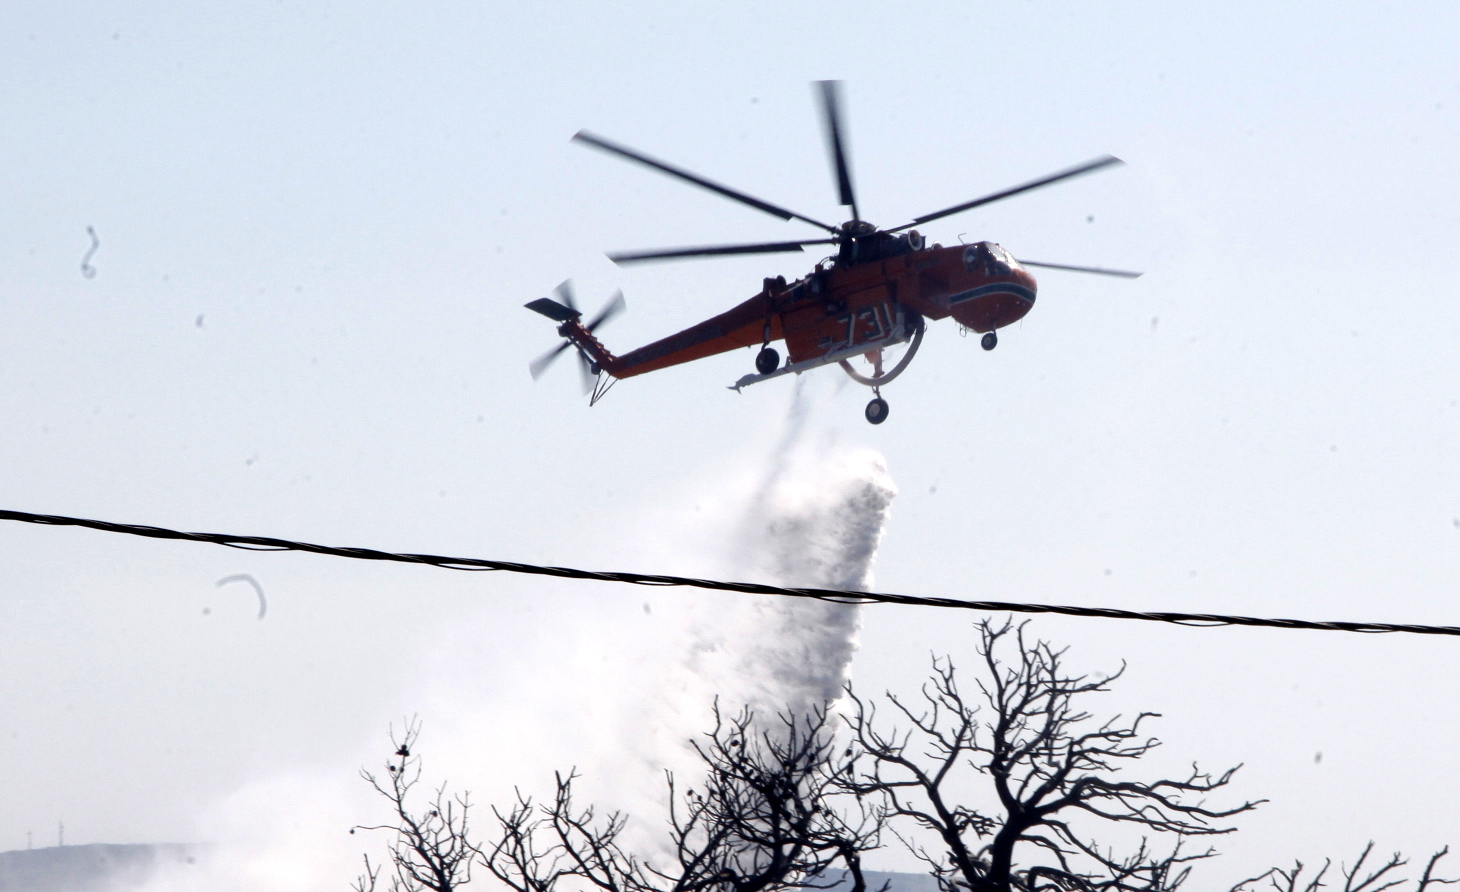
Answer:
[840,303,894,346]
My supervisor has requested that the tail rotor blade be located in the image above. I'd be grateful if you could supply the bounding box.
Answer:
[586,290,626,331]
[816,80,859,221]
[554,279,578,314]
[577,351,595,395]
[529,341,573,380]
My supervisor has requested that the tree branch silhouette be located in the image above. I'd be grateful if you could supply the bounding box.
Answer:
[842,620,1261,892]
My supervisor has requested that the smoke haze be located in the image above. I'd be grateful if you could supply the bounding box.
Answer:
[133,388,897,891]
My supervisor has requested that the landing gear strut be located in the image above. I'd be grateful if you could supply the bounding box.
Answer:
[838,313,924,425]
[981,331,998,351]
[755,347,780,375]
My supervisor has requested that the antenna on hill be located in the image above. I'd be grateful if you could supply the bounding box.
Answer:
[58,822,64,847]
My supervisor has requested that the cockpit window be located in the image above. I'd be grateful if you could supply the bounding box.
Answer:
[964,241,1019,275]
[988,244,1018,268]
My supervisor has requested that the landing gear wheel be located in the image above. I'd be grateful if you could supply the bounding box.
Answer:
[981,331,998,351]
[865,397,890,425]
[755,347,780,375]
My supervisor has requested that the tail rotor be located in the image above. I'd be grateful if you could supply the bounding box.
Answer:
[526,280,626,393]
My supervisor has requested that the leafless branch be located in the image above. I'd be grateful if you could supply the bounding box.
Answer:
[488,701,882,892]
[1232,847,1457,892]
[352,717,481,892]
[842,620,1260,892]
[1417,848,1458,892]
[353,854,382,892]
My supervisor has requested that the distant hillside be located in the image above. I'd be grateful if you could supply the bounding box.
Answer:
[0,844,200,892]
[0,843,937,892]
[829,870,943,892]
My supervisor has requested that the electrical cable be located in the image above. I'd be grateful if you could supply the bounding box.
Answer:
[2,508,1457,638]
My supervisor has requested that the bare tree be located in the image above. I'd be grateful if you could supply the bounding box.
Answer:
[1231,844,1457,892]
[486,702,884,892]
[841,619,1262,892]
[354,624,1453,892]
[352,718,481,892]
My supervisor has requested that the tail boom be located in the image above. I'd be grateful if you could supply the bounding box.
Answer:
[567,292,777,379]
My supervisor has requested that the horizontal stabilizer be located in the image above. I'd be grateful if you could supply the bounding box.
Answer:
[525,297,582,322]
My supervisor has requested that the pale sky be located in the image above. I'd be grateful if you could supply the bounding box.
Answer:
[3,0,1460,885]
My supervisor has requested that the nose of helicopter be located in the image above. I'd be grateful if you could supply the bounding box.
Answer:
[947,244,1039,333]
[1012,263,1038,298]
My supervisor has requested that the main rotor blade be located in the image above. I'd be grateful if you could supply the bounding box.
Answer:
[585,290,626,331]
[816,80,859,221]
[529,341,572,380]
[1017,259,1144,279]
[891,155,1125,231]
[608,239,836,265]
[573,131,839,234]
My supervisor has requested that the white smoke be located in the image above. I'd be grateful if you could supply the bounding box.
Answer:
[132,384,897,891]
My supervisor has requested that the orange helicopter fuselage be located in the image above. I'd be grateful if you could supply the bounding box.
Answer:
[571,240,1037,380]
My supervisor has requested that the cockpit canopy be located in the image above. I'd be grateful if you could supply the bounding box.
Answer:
[962,241,1022,276]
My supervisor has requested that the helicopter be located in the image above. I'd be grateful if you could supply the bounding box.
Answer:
[527,81,1140,425]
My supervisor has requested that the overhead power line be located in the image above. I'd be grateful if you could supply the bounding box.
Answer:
[1,508,1457,638]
